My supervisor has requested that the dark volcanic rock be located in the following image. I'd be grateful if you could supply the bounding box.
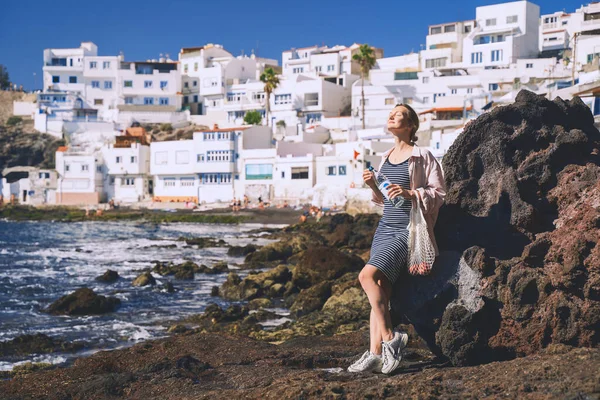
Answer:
[0,334,84,357]
[391,90,600,366]
[95,269,120,283]
[292,247,365,289]
[227,244,257,257]
[45,288,121,315]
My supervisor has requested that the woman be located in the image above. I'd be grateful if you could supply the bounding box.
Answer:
[348,104,446,374]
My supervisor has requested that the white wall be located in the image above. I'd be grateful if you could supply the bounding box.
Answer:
[13,101,37,117]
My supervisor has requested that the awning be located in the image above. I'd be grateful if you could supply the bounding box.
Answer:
[419,106,472,115]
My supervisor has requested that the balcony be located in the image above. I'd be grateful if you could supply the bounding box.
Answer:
[117,104,177,112]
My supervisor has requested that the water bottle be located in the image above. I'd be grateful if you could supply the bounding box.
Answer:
[368,166,405,208]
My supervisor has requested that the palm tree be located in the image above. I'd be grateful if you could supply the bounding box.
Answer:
[352,44,376,129]
[260,67,280,127]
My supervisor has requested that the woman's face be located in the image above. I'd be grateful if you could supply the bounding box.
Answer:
[387,106,412,136]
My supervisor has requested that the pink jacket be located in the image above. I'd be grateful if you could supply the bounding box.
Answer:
[371,145,447,255]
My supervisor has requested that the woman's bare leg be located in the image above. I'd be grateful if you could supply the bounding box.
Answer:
[359,265,394,355]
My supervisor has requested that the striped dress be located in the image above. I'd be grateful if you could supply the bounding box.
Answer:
[368,158,412,285]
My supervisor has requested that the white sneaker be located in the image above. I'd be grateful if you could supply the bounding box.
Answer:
[347,350,383,373]
[381,330,409,374]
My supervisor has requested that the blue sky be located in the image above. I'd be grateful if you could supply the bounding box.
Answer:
[0,0,585,90]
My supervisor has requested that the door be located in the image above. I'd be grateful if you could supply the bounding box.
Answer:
[22,190,27,203]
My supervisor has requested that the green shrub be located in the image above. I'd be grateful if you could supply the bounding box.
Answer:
[6,116,22,126]
[244,110,262,125]
[159,123,173,131]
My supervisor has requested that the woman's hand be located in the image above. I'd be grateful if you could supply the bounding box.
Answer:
[387,184,415,200]
[363,169,376,188]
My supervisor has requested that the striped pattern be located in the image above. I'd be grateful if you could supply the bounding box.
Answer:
[367,159,412,285]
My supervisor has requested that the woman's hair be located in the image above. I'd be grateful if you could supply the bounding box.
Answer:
[395,103,420,143]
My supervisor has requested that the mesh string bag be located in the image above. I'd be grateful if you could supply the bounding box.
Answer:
[407,195,436,275]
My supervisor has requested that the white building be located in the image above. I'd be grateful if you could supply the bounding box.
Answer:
[1,168,58,205]
[463,1,540,68]
[150,126,259,204]
[101,127,152,203]
[55,146,107,205]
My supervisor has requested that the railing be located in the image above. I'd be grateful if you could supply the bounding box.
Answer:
[542,22,558,30]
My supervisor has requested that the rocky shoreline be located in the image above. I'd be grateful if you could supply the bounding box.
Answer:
[0,205,303,225]
[1,91,599,399]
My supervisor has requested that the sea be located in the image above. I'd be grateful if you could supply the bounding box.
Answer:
[0,220,288,371]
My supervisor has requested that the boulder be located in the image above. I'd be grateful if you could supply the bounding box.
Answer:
[248,298,273,310]
[95,270,119,283]
[292,247,364,289]
[289,281,332,318]
[322,287,370,322]
[227,244,257,257]
[245,232,326,264]
[390,91,600,366]
[132,272,156,287]
[45,288,121,315]
[0,334,84,357]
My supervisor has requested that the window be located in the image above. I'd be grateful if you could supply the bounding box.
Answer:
[291,167,309,179]
[274,94,292,105]
[155,152,168,165]
[180,178,195,187]
[81,164,89,171]
[315,66,322,72]
[65,164,70,172]
[281,171,285,178]
[293,67,304,74]
[160,81,168,89]
[130,156,137,163]
[159,97,169,105]
[201,173,231,185]
[245,164,273,180]
[464,25,472,33]
[338,166,347,176]
[52,76,60,83]
[423,77,429,84]
[507,15,518,23]
[305,113,321,123]
[193,80,197,87]
[183,96,189,104]
[92,81,100,88]
[327,166,337,176]
[562,20,568,25]
[176,151,190,164]
[423,96,430,104]
[204,77,218,87]
[489,83,499,91]
[104,81,112,89]
[144,97,154,105]
[327,65,335,72]
[491,50,503,62]
[197,154,205,162]
[122,178,135,186]
[394,72,418,80]
[124,80,133,88]
[184,82,189,88]
[587,53,600,63]
[103,61,111,69]
[385,98,395,105]
[96,166,102,172]
[164,178,176,187]
[430,26,442,34]
[207,150,233,162]
[125,97,133,104]
[426,58,447,68]
[94,99,103,105]
[39,172,50,179]
[194,62,198,71]
[89,61,97,69]
[193,95,198,103]
[184,64,188,73]
[471,52,483,64]
[486,18,496,26]
[444,24,456,33]
[144,81,152,88]
[116,156,122,164]
[69,76,77,84]
[526,63,533,68]
[451,89,457,94]
[467,88,473,94]
[304,93,319,106]
[403,97,413,104]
